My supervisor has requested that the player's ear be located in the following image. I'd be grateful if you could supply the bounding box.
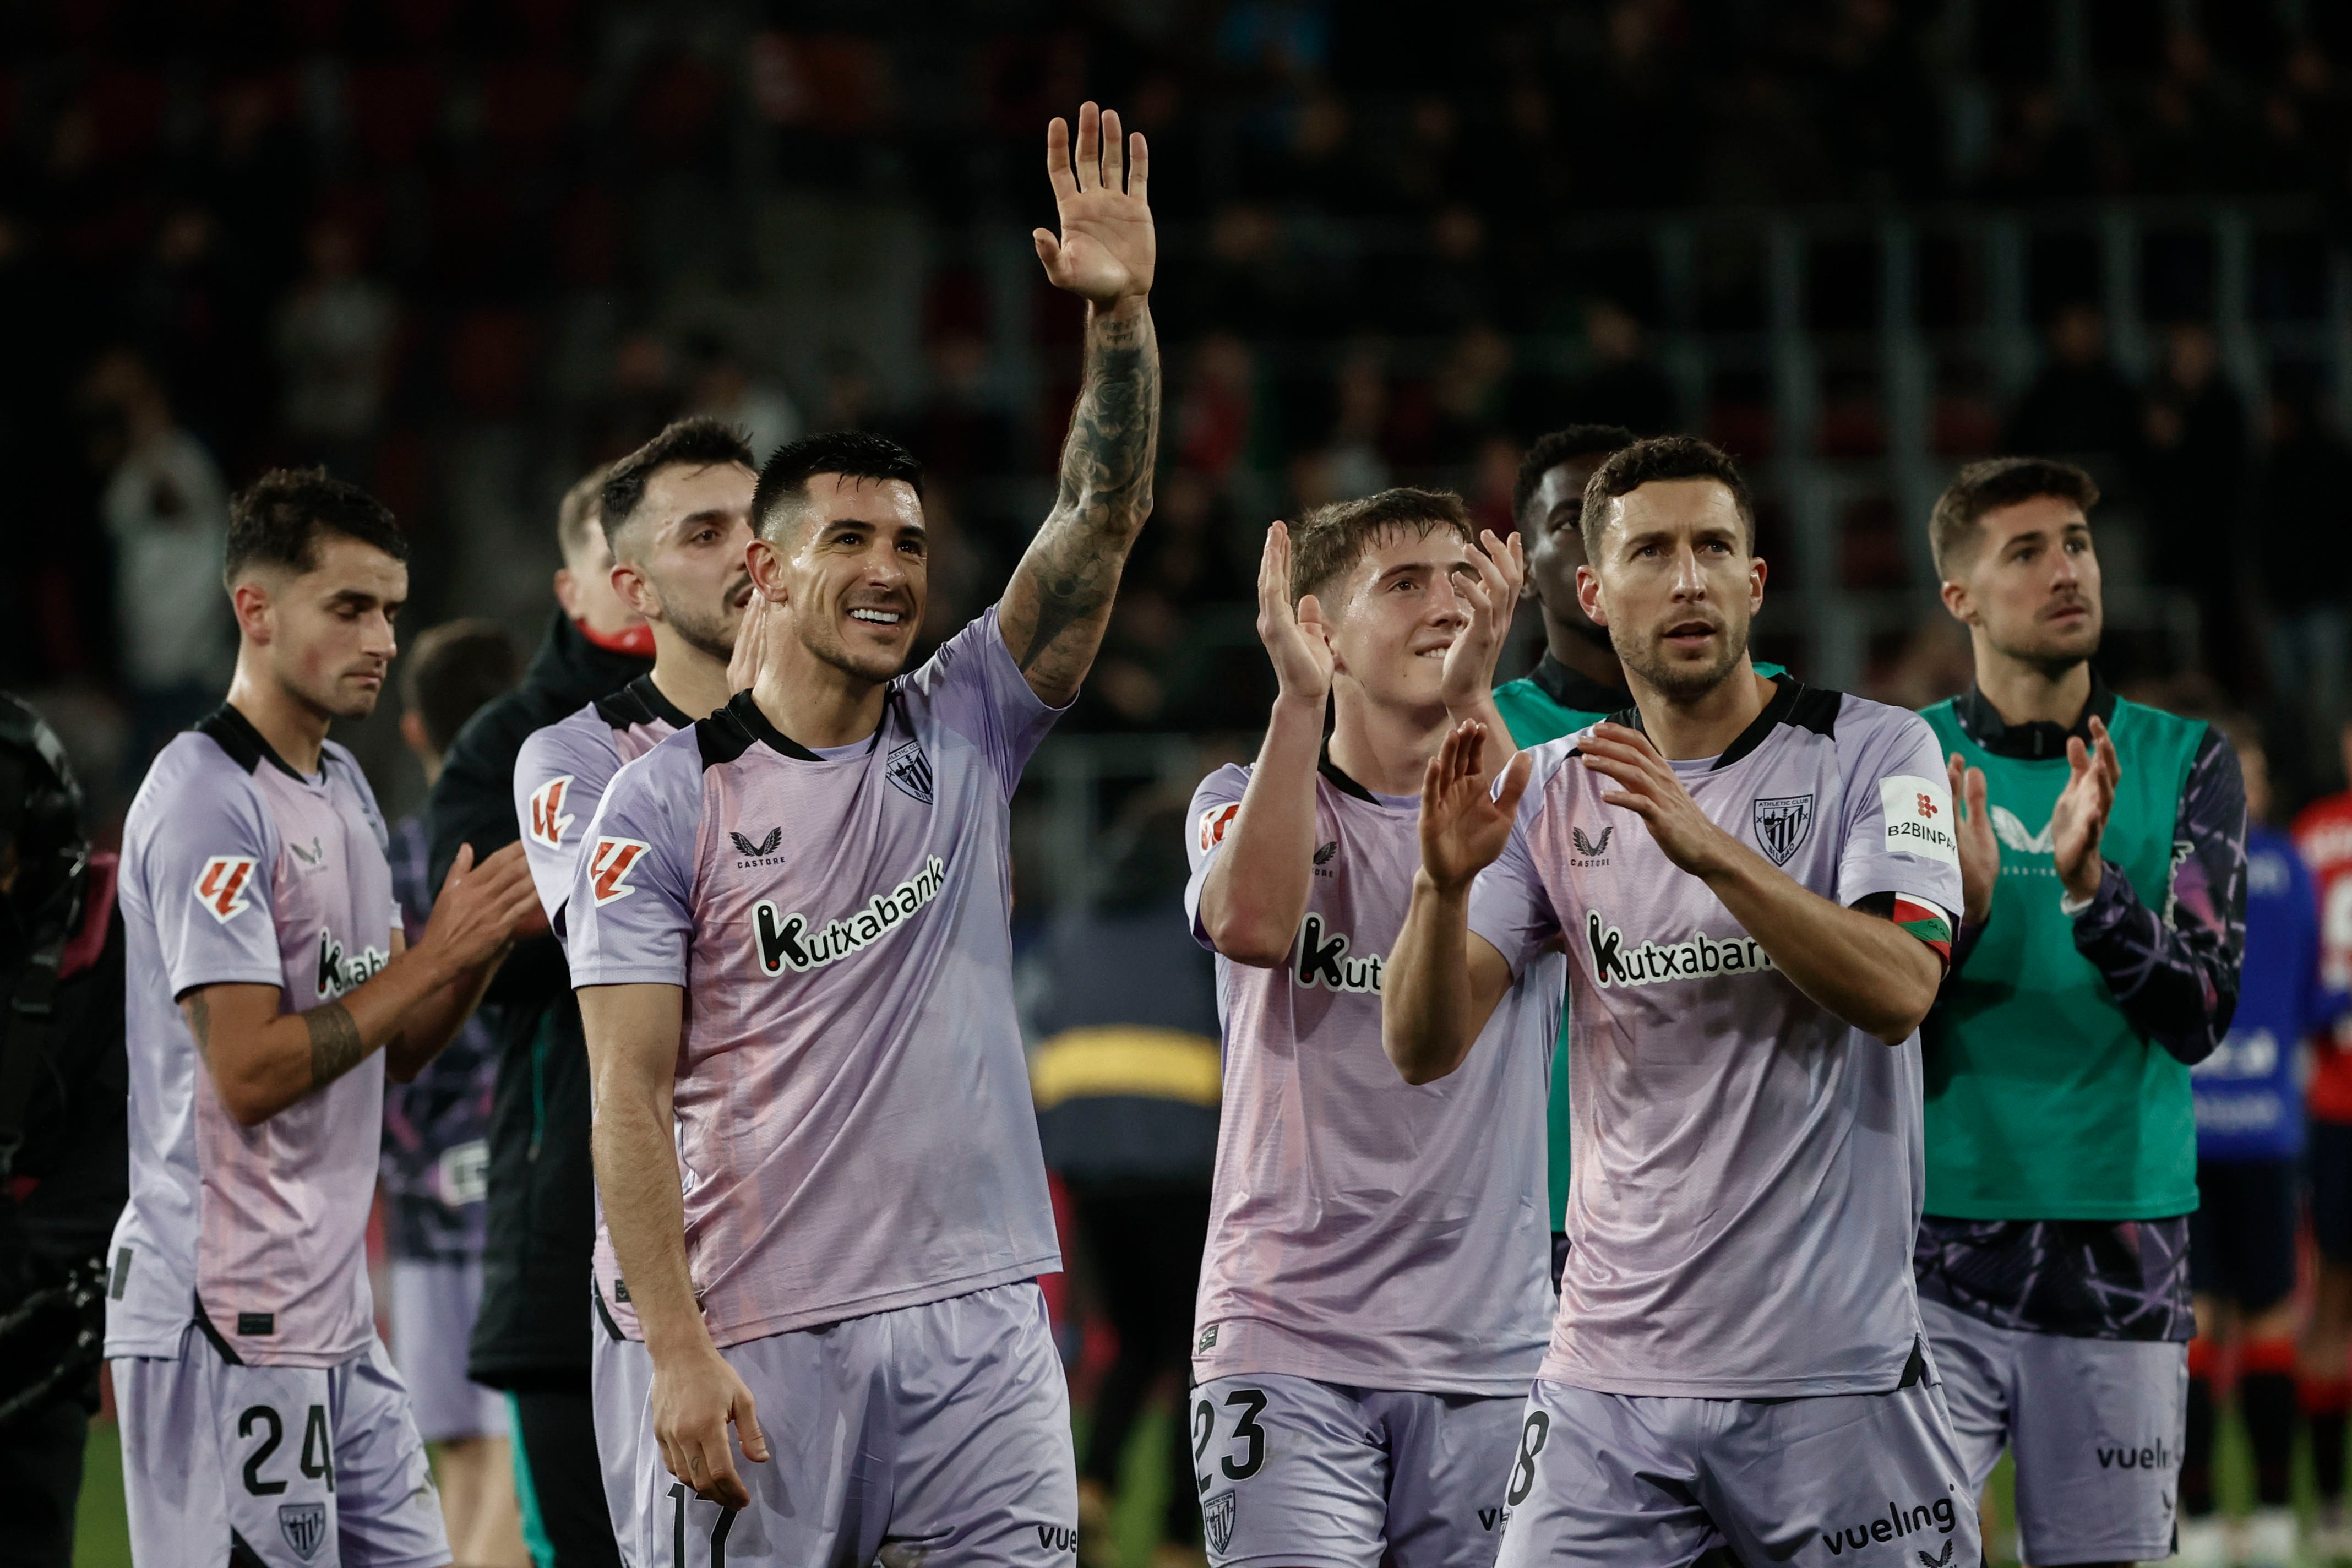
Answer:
[230,578,274,644]
[1748,554,1767,611]
[1576,563,1607,628]
[745,536,787,605]
[611,557,658,620]
[1938,576,1974,627]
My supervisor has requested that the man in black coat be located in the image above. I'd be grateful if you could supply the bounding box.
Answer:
[426,470,648,1567]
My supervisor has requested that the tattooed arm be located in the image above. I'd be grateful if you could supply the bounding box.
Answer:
[999,102,1162,706]
[179,841,543,1125]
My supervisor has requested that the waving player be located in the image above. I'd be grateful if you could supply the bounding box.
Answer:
[106,470,544,1568]
[1385,437,1973,1568]
[1185,491,1554,1568]
[570,102,1158,1567]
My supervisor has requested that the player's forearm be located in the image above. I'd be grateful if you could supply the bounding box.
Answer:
[1384,872,1481,1084]
[1000,296,1161,705]
[383,954,505,1082]
[1201,694,1323,965]
[196,946,462,1125]
[1703,848,1941,1044]
[592,1092,708,1359]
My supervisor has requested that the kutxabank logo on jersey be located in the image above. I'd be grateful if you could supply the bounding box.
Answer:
[752,854,948,974]
[315,927,388,1000]
[1587,910,1776,988]
[1293,911,1382,993]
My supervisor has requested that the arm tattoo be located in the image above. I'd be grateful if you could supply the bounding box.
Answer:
[1014,303,1161,682]
[303,1001,367,1091]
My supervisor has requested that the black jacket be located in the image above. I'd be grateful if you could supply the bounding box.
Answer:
[427,612,649,1388]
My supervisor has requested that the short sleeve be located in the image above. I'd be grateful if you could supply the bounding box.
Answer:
[1180,764,1253,949]
[1466,767,1563,981]
[903,606,1072,802]
[1837,703,1966,916]
[137,765,285,998]
[514,714,624,934]
[565,744,699,989]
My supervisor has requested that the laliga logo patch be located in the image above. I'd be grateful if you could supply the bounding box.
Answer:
[194,856,258,923]
[1198,803,1239,853]
[528,776,575,848]
[590,838,650,905]
[1880,774,1960,868]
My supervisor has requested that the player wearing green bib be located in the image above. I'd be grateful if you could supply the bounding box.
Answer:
[1913,458,2246,1568]
[1491,426,1781,1282]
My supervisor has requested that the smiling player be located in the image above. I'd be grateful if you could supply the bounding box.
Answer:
[568,102,1159,1566]
[106,469,544,1568]
[1385,436,1973,1568]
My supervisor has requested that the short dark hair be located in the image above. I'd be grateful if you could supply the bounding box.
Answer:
[1580,435,1755,554]
[400,619,521,755]
[1514,425,1636,526]
[1289,487,1474,606]
[599,417,757,550]
[752,430,926,541]
[1928,457,2100,579]
[224,467,407,584]
[557,464,609,564]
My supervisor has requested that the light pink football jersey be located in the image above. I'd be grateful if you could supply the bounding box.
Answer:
[514,673,692,1341]
[107,705,400,1367]
[566,609,1065,1346]
[1467,679,1963,1398]
[1182,758,1562,1395]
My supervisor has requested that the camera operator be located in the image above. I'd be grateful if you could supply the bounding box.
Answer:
[0,693,126,1568]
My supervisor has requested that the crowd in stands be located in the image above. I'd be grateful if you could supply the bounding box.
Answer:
[6,0,2352,815]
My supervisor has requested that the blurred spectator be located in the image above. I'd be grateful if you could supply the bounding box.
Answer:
[1564,301,1679,437]
[2142,323,2248,640]
[383,620,529,1568]
[1175,331,1271,489]
[2254,375,2352,752]
[1027,791,1221,1566]
[274,218,397,476]
[2002,304,2144,474]
[683,335,801,465]
[84,350,235,780]
[1430,323,1514,464]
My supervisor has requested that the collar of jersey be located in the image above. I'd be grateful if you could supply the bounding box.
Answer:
[718,687,896,761]
[1602,672,1806,772]
[197,702,319,785]
[596,673,695,733]
[1953,669,2116,760]
[1316,744,1380,804]
[1529,651,1629,716]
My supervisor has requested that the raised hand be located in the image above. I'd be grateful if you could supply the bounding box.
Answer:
[1256,521,1334,705]
[1946,753,1997,925]
[1441,527,1527,716]
[727,588,772,695]
[1578,722,1735,879]
[1420,720,1530,894]
[1033,102,1155,303]
[2051,714,2122,905]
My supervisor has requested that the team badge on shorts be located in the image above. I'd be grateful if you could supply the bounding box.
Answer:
[1752,793,1815,866]
[279,1501,328,1560]
[887,740,935,804]
[1202,1488,1236,1555]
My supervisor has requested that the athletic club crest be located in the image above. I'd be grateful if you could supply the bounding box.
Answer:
[886,739,935,804]
[1202,1489,1237,1554]
[1751,793,1815,867]
[279,1502,327,1560]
